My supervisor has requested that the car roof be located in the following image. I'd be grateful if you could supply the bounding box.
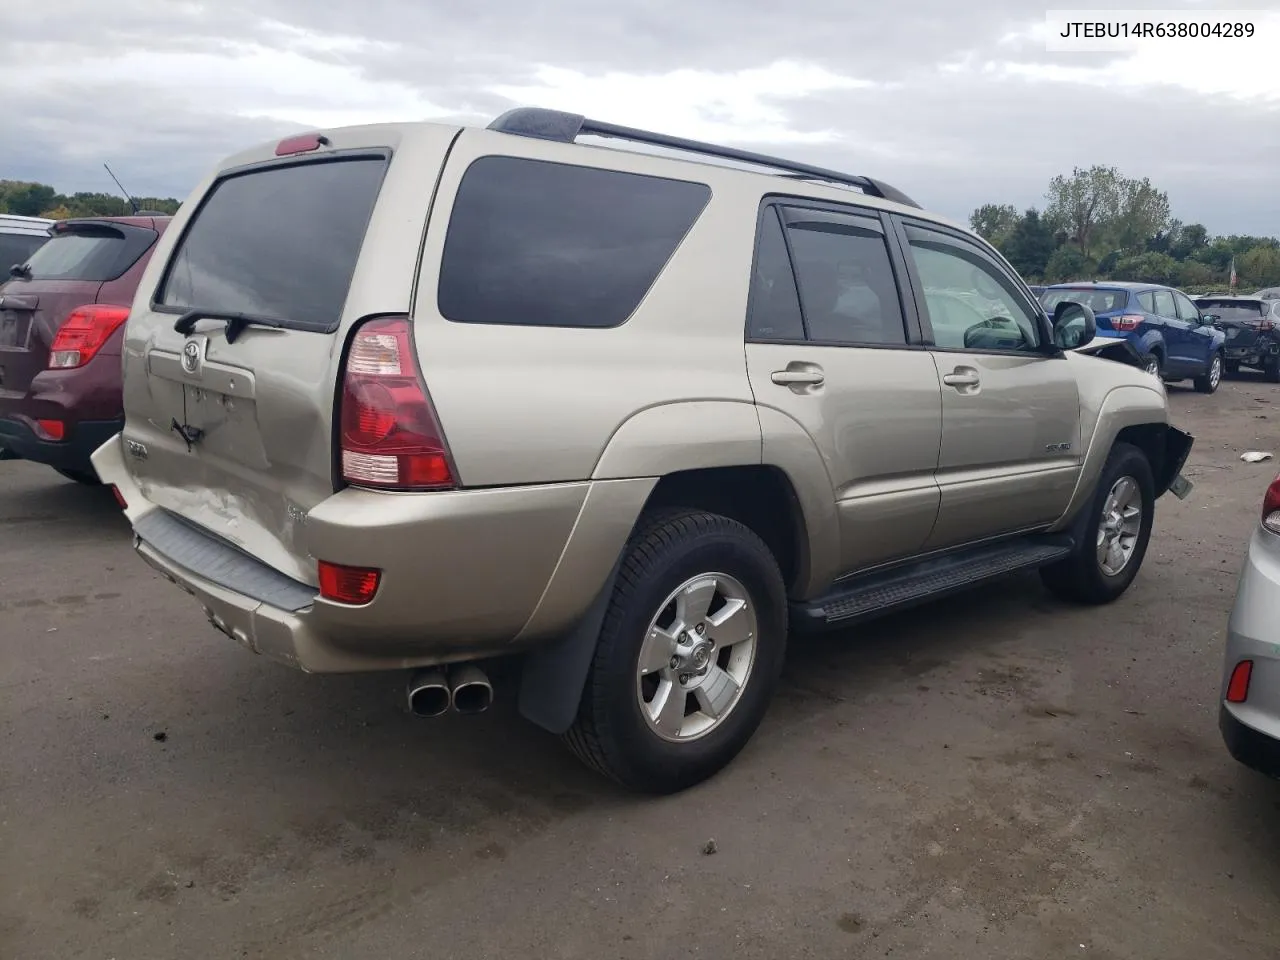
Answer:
[0,213,56,235]
[216,110,978,236]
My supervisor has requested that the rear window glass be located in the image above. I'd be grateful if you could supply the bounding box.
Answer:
[1041,288,1128,313]
[0,233,48,272]
[438,157,711,328]
[158,157,388,333]
[23,227,149,282]
[1197,300,1264,320]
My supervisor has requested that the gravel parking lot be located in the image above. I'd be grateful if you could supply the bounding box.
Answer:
[3,377,1279,960]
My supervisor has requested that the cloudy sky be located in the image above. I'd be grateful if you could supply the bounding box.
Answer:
[6,0,1280,235]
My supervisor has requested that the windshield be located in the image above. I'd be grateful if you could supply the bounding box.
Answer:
[1196,300,1264,321]
[1041,288,1129,314]
[0,233,49,273]
[158,157,389,333]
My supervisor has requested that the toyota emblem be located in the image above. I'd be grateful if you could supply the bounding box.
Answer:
[181,340,202,374]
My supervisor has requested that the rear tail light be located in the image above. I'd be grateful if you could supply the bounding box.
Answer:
[318,560,381,605]
[110,486,128,509]
[34,419,65,441]
[1111,315,1144,332]
[339,316,456,490]
[1263,473,1280,535]
[48,304,130,369]
[1226,660,1253,703]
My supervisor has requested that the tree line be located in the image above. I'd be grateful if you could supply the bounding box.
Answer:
[0,180,181,220]
[970,165,1280,293]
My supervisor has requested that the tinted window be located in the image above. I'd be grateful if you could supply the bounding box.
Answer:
[158,157,388,333]
[1041,288,1128,313]
[0,233,47,273]
[1138,291,1156,312]
[438,157,711,328]
[1197,299,1264,321]
[785,215,906,345]
[904,225,1041,352]
[21,227,145,282]
[1152,290,1176,317]
[1173,291,1201,321]
[747,208,804,340]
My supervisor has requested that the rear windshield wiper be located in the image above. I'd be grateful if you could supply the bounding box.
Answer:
[173,309,284,344]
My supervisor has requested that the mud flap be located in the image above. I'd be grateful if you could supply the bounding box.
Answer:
[1157,426,1195,499]
[517,556,623,735]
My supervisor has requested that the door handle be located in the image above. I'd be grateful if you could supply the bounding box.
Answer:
[942,370,980,388]
[771,369,825,386]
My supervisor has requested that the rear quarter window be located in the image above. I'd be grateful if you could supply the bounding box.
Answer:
[157,156,388,333]
[437,156,712,328]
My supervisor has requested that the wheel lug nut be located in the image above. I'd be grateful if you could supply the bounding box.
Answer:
[680,674,691,684]
[695,623,705,635]
[669,656,680,669]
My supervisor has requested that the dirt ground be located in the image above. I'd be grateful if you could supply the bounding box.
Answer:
[2,375,1279,960]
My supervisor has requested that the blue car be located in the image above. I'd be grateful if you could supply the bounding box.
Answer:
[1040,282,1227,393]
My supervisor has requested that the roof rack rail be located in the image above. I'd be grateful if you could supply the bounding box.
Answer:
[487,107,921,209]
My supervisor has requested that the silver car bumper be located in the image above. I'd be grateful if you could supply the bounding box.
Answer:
[1221,525,1280,777]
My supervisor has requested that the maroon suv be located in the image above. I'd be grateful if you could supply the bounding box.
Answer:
[0,215,170,483]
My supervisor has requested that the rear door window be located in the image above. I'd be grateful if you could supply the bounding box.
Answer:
[157,157,388,333]
[437,157,711,328]
[1138,292,1156,313]
[784,210,907,346]
[1152,290,1176,318]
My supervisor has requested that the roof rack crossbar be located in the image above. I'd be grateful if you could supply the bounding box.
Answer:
[487,107,921,209]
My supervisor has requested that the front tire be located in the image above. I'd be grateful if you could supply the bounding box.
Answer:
[1040,442,1155,605]
[564,510,787,793]
[1194,351,1223,393]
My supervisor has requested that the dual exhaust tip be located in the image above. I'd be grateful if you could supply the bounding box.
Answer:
[407,664,492,718]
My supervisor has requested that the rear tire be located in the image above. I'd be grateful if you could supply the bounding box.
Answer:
[55,467,102,486]
[1194,351,1223,393]
[564,510,787,794]
[1040,442,1155,606]
[1264,356,1280,384]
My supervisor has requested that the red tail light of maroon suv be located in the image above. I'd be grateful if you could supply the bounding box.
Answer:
[0,215,170,483]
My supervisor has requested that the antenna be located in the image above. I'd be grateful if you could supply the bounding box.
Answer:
[103,163,139,214]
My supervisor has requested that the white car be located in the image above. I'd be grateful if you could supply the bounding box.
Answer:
[0,214,54,274]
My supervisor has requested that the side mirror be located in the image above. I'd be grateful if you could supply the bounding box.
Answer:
[1052,300,1096,350]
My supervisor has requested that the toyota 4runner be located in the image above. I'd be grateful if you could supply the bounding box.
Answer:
[91,109,1195,793]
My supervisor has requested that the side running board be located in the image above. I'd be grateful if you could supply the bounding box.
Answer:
[792,536,1075,630]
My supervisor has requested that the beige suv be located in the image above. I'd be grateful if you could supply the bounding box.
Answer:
[92,109,1195,793]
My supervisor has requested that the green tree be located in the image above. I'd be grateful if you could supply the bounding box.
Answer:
[1043,245,1094,283]
[0,181,58,217]
[1001,208,1057,278]
[1239,246,1280,288]
[1044,166,1121,259]
[1170,223,1209,260]
[969,203,1019,246]
[1113,251,1177,284]
[1111,177,1171,252]
[1174,259,1214,289]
